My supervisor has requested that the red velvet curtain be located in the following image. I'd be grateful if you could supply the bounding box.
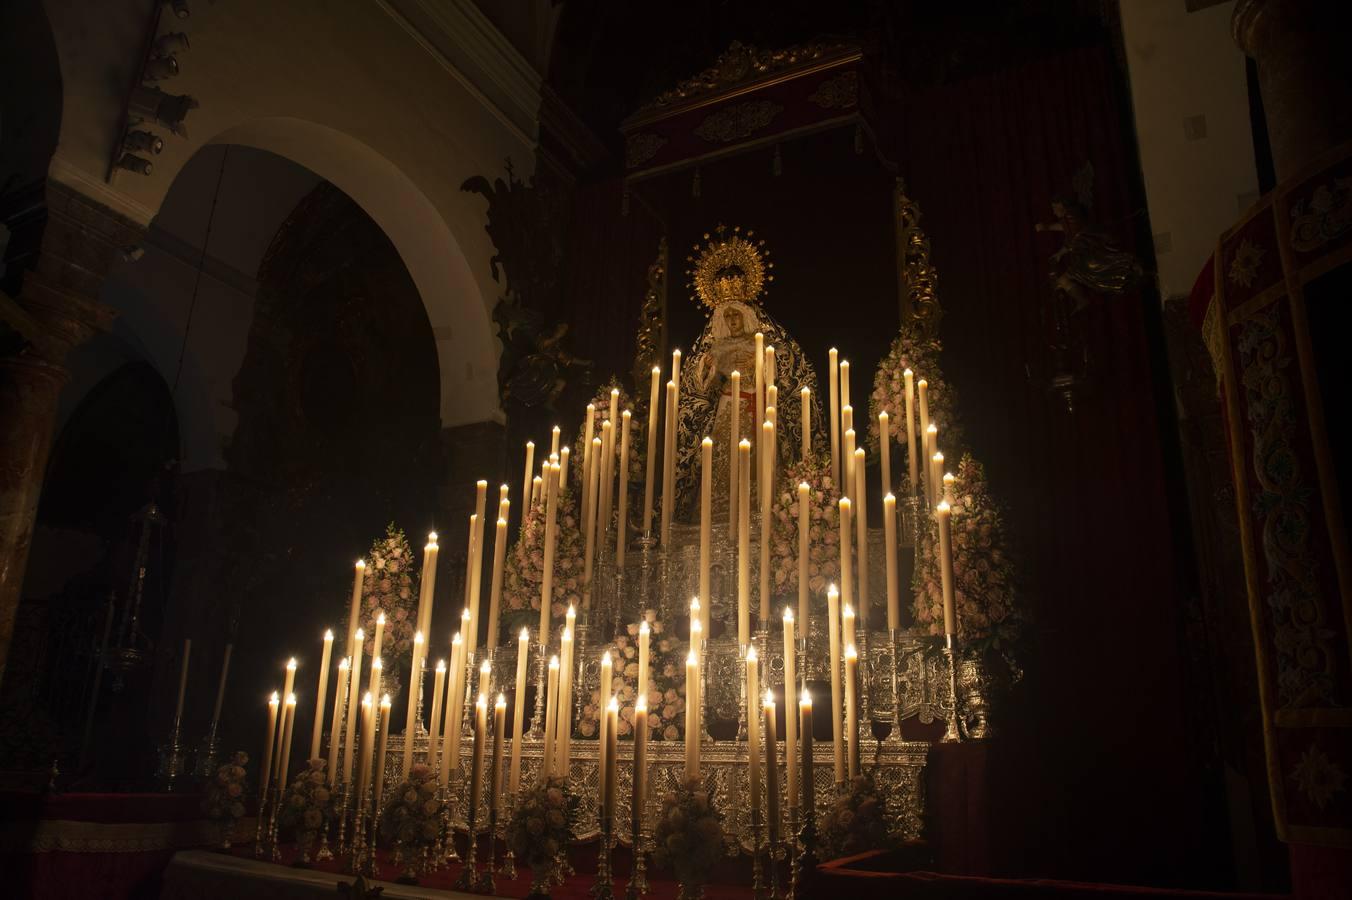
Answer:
[895,47,1208,884]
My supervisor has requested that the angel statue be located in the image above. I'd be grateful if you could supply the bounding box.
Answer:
[673,225,820,519]
[1034,162,1143,311]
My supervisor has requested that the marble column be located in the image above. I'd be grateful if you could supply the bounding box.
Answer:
[0,180,140,690]
[1233,0,1352,180]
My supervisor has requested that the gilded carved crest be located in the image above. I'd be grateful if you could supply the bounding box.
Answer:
[625,132,668,169]
[807,71,858,110]
[693,100,784,144]
[635,39,858,114]
[895,181,942,340]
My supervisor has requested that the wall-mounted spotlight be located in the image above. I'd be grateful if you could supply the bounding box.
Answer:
[115,153,154,176]
[154,32,190,56]
[169,0,191,19]
[143,55,180,80]
[129,86,199,138]
[123,130,164,155]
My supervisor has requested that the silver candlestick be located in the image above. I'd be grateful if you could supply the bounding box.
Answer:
[941,634,962,743]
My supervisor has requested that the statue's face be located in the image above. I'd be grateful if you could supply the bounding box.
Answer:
[723,307,745,336]
[1051,200,1067,218]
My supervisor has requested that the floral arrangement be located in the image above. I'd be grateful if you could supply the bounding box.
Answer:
[820,772,893,859]
[913,454,1020,654]
[769,453,841,608]
[867,328,964,468]
[277,758,334,848]
[355,524,419,666]
[500,487,585,642]
[651,777,725,887]
[379,762,443,848]
[577,611,686,741]
[506,775,578,870]
[201,751,248,831]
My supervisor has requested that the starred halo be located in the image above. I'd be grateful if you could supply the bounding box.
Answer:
[685,224,773,310]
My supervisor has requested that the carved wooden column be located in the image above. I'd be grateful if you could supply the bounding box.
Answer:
[0,181,140,690]
[1233,0,1352,180]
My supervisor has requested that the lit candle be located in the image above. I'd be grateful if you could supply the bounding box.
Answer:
[487,513,508,648]
[278,693,297,796]
[632,695,648,842]
[689,597,701,647]
[540,462,559,646]
[276,657,297,780]
[309,632,333,759]
[428,658,446,769]
[884,494,901,631]
[531,475,543,510]
[760,419,774,626]
[843,422,856,501]
[783,608,798,809]
[838,499,854,637]
[672,349,682,401]
[617,410,632,567]
[944,471,956,506]
[765,345,776,414]
[924,425,938,503]
[854,447,869,631]
[599,651,614,806]
[747,645,761,818]
[374,694,392,807]
[343,631,363,786]
[839,359,851,425]
[440,632,464,786]
[729,370,741,534]
[604,696,619,832]
[368,614,385,696]
[797,482,811,627]
[754,334,765,474]
[559,446,570,491]
[931,450,944,510]
[637,620,650,703]
[490,694,506,829]
[468,694,488,841]
[417,532,440,646]
[737,438,752,649]
[828,348,840,486]
[608,388,620,452]
[468,482,488,659]
[346,560,366,664]
[551,425,560,457]
[699,436,712,630]
[327,659,348,785]
[558,608,576,774]
[369,657,383,712]
[582,406,596,531]
[937,501,956,636]
[542,656,559,779]
[903,370,918,494]
[173,638,191,725]
[643,367,660,538]
[685,648,700,781]
[582,436,601,610]
[477,658,490,709]
[357,693,374,812]
[878,410,892,496]
[661,380,677,547]
[402,633,424,774]
[800,691,815,820]
[210,642,232,737]
[510,628,529,794]
[260,691,280,801]
[827,585,844,785]
[764,689,780,843]
[800,386,812,461]
[843,604,856,656]
[522,442,535,522]
[598,419,614,545]
[845,644,859,779]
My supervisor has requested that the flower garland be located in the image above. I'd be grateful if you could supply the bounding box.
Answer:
[820,772,893,860]
[201,751,248,824]
[500,487,586,643]
[577,611,687,741]
[769,453,841,608]
[379,762,443,848]
[867,329,964,466]
[507,775,578,870]
[651,777,725,887]
[277,758,334,847]
[356,524,419,665]
[913,454,1020,654]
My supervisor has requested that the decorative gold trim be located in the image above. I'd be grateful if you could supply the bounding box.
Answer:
[895,180,942,340]
[693,100,784,144]
[0,818,218,853]
[1225,281,1286,325]
[625,132,668,169]
[686,224,772,310]
[807,71,859,110]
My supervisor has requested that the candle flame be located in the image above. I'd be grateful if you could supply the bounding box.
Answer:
[747,645,758,661]
[480,659,490,674]
[497,517,507,526]
[611,388,620,397]
[477,479,488,488]
[376,612,386,625]
[436,659,446,671]
[602,650,612,665]
[639,620,650,635]
[879,410,888,420]
[362,692,372,706]
[623,409,631,418]
[287,657,297,669]
[462,608,471,621]
[636,695,647,712]
[527,440,534,448]
[673,349,681,359]
[927,423,937,435]
[414,631,424,644]
[690,596,700,612]
[567,604,576,618]
[855,447,865,459]
[452,632,462,645]
[740,438,751,449]
[373,657,382,670]
[562,627,572,642]
[270,691,280,703]
[691,619,702,635]
[919,378,928,387]
[286,693,296,705]
[938,501,951,513]
[549,656,559,669]
[802,386,810,395]
[801,689,812,706]
[903,367,913,377]
[784,607,794,622]
[839,498,851,511]
[477,693,487,708]
[843,604,854,618]
[593,437,602,447]
[765,689,776,706]
[608,695,619,712]
[355,628,365,640]
[497,693,507,707]
[339,658,349,670]
[381,694,391,708]
[519,627,530,640]
[933,452,944,463]
[324,629,333,640]
[845,644,857,660]
[885,492,896,502]
[356,559,365,568]
[731,369,740,378]
[828,584,838,596]
[687,650,697,666]
[702,436,712,447]
[944,472,955,483]
[652,366,660,375]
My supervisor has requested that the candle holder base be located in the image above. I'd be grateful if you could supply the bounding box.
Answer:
[503,846,518,881]
[750,813,767,900]
[193,731,221,781]
[154,722,187,793]
[625,828,648,899]
[940,636,963,744]
[591,818,615,900]
[453,835,478,890]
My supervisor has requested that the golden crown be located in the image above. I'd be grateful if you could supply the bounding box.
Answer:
[686,225,773,310]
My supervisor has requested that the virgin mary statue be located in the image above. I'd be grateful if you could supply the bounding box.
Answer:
[674,226,820,520]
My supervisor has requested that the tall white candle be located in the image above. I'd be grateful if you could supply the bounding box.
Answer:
[556,622,574,776]
[764,689,780,842]
[539,463,559,646]
[616,410,632,567]
[838,499,854,634]
[760,419,774,626]
[402,632,424,775]
[931,450,944,511]
[800,691,815,819]
[542,656,559,779]
[884,494,901,631]
[903,370,918,494]
[827,585,844,785]
[632,696,648,841]
[346,560,366,657]
[583,436,602,610]
[943,471,956,506]
[417,533,440,643]
[487,513,508,648]
[356,693,374,813]
[782,608,798,812]
[440,632,464,787]
[551,425,560,457]
[428,658,446,769]
[599,420,615,545]
[369,657,383,713]
[468,482,488,658]
[801,386,812,461]
[699,436,713,631]
[468,694,488,836]
[643,367,660,538]
[764,345,776,411]
[843,422,856,502]
[210,642,232,734]
[491,694,507,827]
[309,632,333,759]
[937,501,956,636]
[327,660,348,785]
[559,446,570,491]
[879,411,892,496]
[278,693,297,796]
[260,692,279,801]
[276,657,296,779]
[797,483,811,627]
[522,442,535,523]
[754,333,765,483]
[729,370,741,533]
[685,648,700,781]
[510,628,529,794]
[839,358,851,430]
[737,439,752,648]
[343,631,363,785]
[854,447,869,631]
[530,476,542,510]
[374,694,392,808]
[173,638,191,724]
[582,406,596,534]
[598,650,613,817]
[828,348,840,486]
[746,645,761,816]
[603,697,619,832]
[661,380,677,547]
[368,614,385,698]
[638,620,650,703]
[844,644,859,779]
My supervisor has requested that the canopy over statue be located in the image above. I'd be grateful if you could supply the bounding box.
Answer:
[674,225,821,518]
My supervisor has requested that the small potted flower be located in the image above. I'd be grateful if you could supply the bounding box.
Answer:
[378,762,443,882]
[277,758,333,864]
[651,777,725,899]
[200,751,248,848]
[507,775,578,898]
[821,771,893,860]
